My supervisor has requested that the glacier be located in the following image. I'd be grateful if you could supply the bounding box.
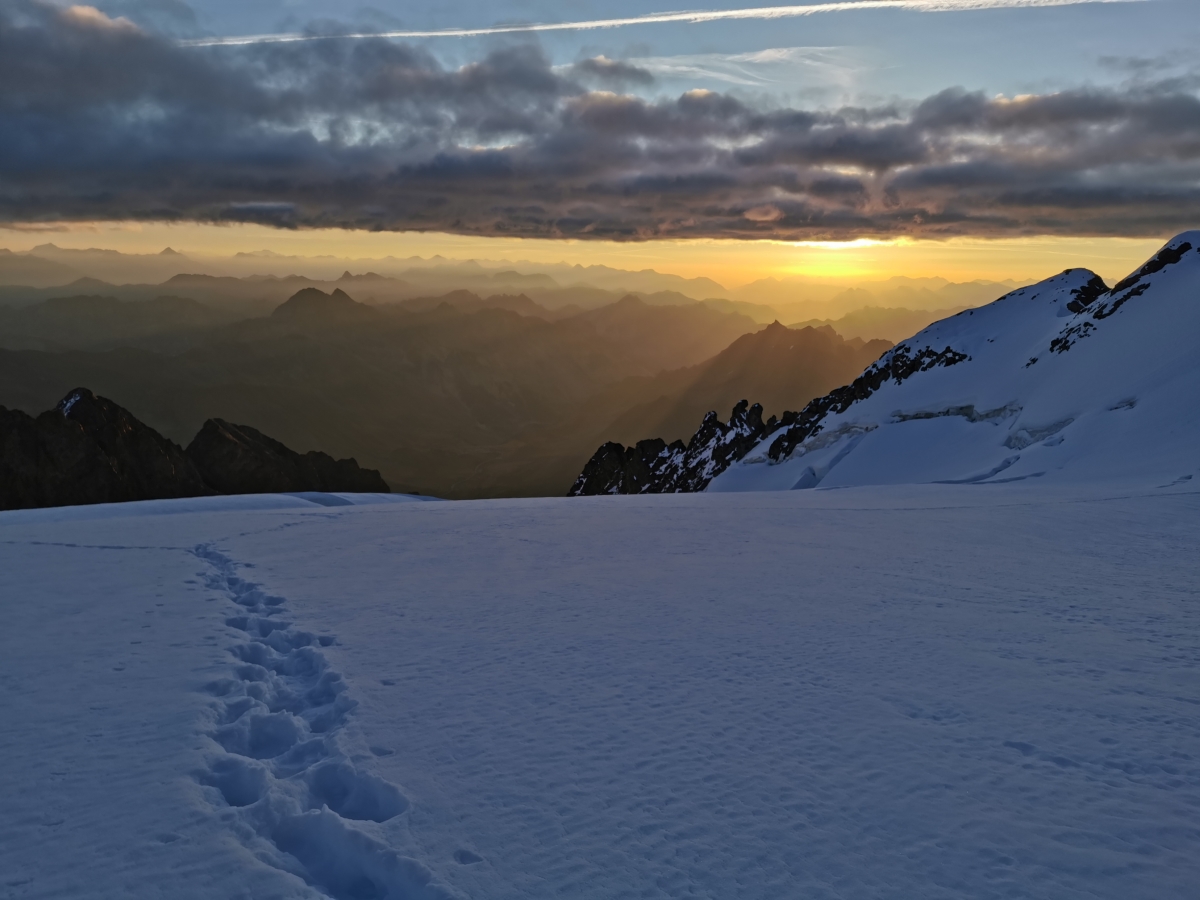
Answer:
[2,483,1198,899]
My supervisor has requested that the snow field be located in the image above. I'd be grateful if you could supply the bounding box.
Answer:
[2,485,1199,898]
[0,531,310,898]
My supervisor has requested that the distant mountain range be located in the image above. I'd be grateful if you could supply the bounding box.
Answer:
[0,277,903,498]
[571,233,1200,495]
[0,244,730,302]
[731,274,1024,321]
[0,270,765,322]
[788,306,968,344]
[0,243,1022,325]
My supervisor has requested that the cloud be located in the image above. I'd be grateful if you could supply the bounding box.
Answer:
[180,0,1147,47]
[628,46,859,93]
[568,56,656,90]
[743,204,786,222]
[1,0,1199,241]
[98,0,197,35]
[60,5,140,33]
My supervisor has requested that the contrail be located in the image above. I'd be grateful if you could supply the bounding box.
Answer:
[181,0,1146,47]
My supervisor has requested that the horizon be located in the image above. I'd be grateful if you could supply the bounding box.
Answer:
[0,225,1175,288]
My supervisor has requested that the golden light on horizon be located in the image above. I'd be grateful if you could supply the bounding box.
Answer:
[0,220,1171,288]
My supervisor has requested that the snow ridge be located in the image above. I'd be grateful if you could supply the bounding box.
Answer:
[707,232,1200,492]
[193,544,454,900]
[1048,241,1191,355]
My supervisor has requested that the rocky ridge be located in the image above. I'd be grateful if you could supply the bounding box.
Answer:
[187,418,389,495]
[0,388,390,511]
[1,388,211,510]
[570,399,769,495]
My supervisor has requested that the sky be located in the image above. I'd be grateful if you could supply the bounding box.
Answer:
[1,0,1198,284]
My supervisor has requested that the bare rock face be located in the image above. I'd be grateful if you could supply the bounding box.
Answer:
[1,389,390,511]
[568,438,681,496]
[56,388,212,498]
[0,388,211,510]
[186,419,390,495]
[570,400,767,496]
[0,403,123,509]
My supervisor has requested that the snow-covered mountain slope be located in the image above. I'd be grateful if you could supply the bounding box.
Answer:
[711,233,1200,491]
[3,485,1199,898]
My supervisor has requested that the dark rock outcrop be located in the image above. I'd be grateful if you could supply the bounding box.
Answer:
[568,438,682,496]
[1051,244,1195,355]
[1,389,391,511]
[570,400,768,495]
[57,388,212,497]
[1063,273,1111,315]
[0,388,211,510]
[186,419,390,495]
[1,404,128,509]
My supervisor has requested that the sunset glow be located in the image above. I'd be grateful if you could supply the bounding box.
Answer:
[0,221,1167,286]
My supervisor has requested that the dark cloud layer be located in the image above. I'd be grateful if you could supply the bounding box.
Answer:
[3,0,1200,240]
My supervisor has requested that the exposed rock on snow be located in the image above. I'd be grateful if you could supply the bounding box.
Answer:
[764,342,972,462]
[1049,242,1191,354]
[570,338,976,494]
[570,399,767,494]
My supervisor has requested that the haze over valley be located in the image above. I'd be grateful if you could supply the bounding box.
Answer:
[0,243,1000,496]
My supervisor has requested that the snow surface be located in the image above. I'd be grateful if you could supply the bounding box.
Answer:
[711,234,1200,492]
[3,485,1199,899]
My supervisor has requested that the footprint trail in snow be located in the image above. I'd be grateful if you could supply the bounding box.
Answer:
[193,544,454,900]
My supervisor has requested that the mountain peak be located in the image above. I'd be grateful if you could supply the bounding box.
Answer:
[338,270,388,282]
[271,287,377,321]
[1164,230,1200,249]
